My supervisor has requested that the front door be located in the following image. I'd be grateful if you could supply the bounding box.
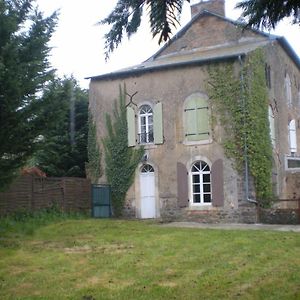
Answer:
[140,164,155,218]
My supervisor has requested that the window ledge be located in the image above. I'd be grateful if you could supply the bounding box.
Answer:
[183,138,212,146]
[142,144,157,150]
[188,204,213,210]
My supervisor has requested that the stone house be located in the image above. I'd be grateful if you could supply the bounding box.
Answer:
[88,0,300,222]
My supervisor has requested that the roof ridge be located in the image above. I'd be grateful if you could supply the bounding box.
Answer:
[145,9,278,62]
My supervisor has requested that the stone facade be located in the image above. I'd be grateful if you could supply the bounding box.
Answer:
[88,0,300,223]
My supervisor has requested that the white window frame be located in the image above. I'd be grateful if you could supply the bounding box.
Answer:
[138,104,154,144]
[268,105,276,147]
[285,74,292,107]
[190,161,212,206]
[285,155,300,172]
[288,119,297,154]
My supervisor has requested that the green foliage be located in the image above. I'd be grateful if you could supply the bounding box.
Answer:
[208,49,272,205]
[86,112,102,183]
[0,205,87,238]
[34,77,88,177]
[102,0,298,59]
[236,0,300,30]
[0,0,57,189]
[100,0,188,60]
[102,86,144,217]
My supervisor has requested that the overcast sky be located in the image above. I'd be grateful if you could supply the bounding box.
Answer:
[37,0,300,89]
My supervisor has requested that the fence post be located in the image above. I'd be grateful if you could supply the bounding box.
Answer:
[298,198,300,224]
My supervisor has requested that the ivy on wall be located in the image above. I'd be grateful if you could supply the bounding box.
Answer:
[103,85,144,216]
[86,112,102,183]
[208,49,273,206]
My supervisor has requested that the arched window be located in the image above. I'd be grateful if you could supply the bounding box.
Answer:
[191,161,211,204]
[141,164,154,173]
[139,104,154,144]
[268,105,275,147]
[184,93,209,142]
[288,119,297,154]
[285,74,292,107]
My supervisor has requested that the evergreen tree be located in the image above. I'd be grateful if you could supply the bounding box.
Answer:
[34,77,88,177]
[101,0,299,59]
[236,0,300,30]
[101,0,188,60]
[86,112,102,183]
[0,0,57,189]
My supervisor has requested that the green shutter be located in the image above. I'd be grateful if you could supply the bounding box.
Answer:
[185,98,197,141]
[186,109,198,141]
[126,106,136,147]
[154,102,163,144]
[185,96,209,141]
[197,98,209,140]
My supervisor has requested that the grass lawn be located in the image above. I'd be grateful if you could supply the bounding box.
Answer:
[0,218,300,299]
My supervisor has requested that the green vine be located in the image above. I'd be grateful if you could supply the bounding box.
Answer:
[102,85,144,217]
[208,49,273,205]
[86,112,102,183]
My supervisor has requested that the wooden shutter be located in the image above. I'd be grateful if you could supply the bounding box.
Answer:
[177,162,189,208]
[185,98,198,141]
[211,159,224,207]
[154,102,163,144]
[185,96,209,141]
[126,106,136,147]
[197,98,209,141]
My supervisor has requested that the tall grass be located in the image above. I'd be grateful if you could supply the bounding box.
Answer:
[0,205,88,238]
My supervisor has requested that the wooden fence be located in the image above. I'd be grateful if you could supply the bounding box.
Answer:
[0,175,91,216]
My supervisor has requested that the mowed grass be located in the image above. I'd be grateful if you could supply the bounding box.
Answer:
[0,218,300,300]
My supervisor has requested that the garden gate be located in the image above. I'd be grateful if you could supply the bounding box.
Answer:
[91,184,111,218]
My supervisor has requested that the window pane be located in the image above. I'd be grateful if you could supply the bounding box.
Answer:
[203,184,211,193]
[141,117,146,125]
[203,174,210,183]
[201,163,209,172]
[193,184,200,193]
[194,194,201,203]
[192,162,201,172]
[204,194,211,203]
[149,115,153,124]
[193,175,200,183]
[148,131,154,143]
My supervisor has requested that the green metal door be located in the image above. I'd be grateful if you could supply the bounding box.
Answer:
[91,184,111,218]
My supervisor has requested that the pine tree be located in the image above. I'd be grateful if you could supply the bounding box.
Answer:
[101,0,300,59]
[236,0,300,30]
[34,77,88,177]
[0,0,57,189]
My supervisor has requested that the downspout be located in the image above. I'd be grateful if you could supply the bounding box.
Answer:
[238,55,258,204]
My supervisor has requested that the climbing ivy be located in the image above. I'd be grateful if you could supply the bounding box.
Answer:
[86,112,102,183]
[103,85,144,217]
[208,49,273,206]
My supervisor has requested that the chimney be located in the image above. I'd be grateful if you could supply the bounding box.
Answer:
[191,0,225,18]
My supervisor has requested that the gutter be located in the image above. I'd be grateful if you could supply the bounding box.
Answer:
[86,54,243,81]
[239,55,258,205]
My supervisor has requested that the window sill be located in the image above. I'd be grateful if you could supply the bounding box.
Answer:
[183,138,212,146]
[188,203,213,210]
[142,144,157,150]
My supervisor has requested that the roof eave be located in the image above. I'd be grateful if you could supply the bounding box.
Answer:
[87,54,245,81]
